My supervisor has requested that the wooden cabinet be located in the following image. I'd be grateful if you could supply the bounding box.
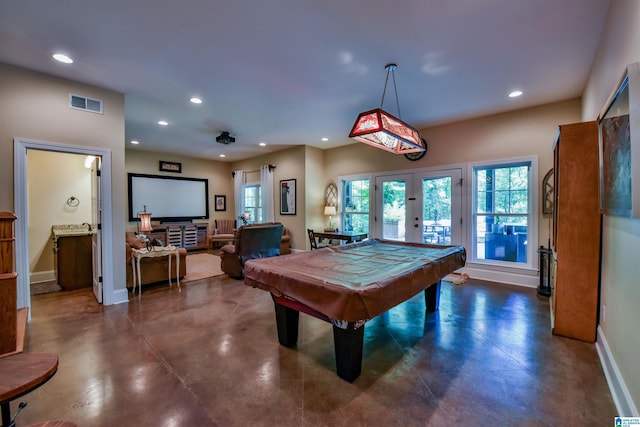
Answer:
[56,235,93,290]
[551,121,601,343]
[149,223,209,250]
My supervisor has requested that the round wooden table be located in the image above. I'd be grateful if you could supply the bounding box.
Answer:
[0,352,58,427]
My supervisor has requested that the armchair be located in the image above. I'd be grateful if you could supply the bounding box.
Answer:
[220,222,284,279]
[209,219,236,248]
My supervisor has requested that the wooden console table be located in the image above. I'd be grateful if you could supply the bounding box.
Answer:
[0,352,58,427]
[130,246,180,296]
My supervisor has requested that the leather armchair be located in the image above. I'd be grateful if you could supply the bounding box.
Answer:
[220,222,284,279]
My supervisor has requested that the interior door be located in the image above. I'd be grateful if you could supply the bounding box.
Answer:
[91,156,103,303]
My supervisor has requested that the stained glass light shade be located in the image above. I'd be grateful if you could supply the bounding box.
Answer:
[349,108,425,154]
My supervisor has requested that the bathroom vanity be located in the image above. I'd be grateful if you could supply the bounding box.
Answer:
[52,224,94,290]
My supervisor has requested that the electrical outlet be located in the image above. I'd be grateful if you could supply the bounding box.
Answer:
[601,305,606,323]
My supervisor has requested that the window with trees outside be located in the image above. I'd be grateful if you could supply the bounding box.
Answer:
[342,178,369,234]
[243,184,262,224]
[473,161,531,264]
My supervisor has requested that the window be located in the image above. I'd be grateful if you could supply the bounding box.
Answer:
[342,178,369,234]
[243,184,262,223]
[473,161,531,264]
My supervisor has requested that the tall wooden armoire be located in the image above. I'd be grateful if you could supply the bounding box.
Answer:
[0,212,18,354]
[551,121,601,343]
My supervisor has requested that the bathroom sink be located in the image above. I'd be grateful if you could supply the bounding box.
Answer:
[51,224,96,239]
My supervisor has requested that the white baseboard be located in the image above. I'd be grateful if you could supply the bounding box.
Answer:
[30,270,56,284]
[463,266,539,288]
[111,288,130,305]
[596,326,639,416]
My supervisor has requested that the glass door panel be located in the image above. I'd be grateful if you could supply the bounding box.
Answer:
[375,175,412,241]
[417,169,463,246]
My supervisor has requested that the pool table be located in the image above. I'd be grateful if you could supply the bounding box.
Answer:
[243,239,466,382]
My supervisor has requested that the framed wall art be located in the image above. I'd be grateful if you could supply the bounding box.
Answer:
[159,160,182,173]
[214,195,226,211]
[598,61,640,217]
[280,179,296,215]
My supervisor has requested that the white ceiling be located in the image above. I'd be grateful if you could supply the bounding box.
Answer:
[0,0,611,161]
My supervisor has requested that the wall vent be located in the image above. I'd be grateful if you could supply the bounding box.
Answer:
[69,93,103,114]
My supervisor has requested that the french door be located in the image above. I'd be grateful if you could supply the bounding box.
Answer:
[374,169,463,245]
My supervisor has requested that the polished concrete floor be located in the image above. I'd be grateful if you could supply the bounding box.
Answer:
[14,274,616,426]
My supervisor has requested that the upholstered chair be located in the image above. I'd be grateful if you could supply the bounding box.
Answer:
[209,219,236,248]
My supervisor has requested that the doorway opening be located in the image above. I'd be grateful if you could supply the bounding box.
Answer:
[14,138,115,318]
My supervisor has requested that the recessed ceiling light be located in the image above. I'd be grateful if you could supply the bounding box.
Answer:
[219,154,226,158]
[190,97,202,104]
[52,53,73,64]
[131,140,139,145]
[509,90,523,98]
[259,142,266,146]
[158,120,169,126]
[321,137,329,141]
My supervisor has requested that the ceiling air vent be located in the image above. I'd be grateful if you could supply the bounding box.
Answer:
[69,93,103,114]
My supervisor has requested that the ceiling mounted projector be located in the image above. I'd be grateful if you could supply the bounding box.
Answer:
[216,131,236,145]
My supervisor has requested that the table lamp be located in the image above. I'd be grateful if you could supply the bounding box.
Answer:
[138,207,153,251]
[239,210,250,225]
[324,206,337,231]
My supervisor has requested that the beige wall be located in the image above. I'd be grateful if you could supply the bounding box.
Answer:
[125,149,233,232]
[27,151,92,281]
[324,98,582,251]
[0,62,126,301]
[582,0,640,414]
[231,145,309,250]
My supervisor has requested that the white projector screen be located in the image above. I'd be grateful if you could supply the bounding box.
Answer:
[128,173,209,222]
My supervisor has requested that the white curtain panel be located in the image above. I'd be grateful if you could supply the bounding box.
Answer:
[233,170,245,221]
[260,165,275,223]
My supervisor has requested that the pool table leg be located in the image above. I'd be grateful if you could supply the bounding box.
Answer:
[424,280,441,312]
[333,324,364,382]
[274,301,299,347]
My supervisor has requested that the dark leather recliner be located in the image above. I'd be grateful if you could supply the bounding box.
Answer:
[220,222,284,279]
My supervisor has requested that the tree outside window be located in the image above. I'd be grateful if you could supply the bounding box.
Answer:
[243,184,262,224]
[474,162,530,263]
[342,178,369,233]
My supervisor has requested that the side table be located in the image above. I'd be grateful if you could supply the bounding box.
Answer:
[130,246,180,296]
[0,352,58,427]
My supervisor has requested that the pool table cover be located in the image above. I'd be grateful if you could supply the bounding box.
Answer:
[243,239,466,323]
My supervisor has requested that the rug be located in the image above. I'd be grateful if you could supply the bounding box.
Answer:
[182,253,224,282]
[31,280,62,295]
[442,272,469,285]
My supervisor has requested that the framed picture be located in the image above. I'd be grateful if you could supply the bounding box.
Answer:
[214,195,226,211]
[598,61,640,217]
[280,179,296,215]
[159,160,182,173]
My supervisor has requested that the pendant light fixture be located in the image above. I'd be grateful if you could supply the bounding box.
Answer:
[349,63,425,154]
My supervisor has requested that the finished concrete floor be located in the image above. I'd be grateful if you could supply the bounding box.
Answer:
[13,274,616,426]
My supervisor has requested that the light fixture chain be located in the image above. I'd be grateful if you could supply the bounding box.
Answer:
[380,68,391,109]
[391,69,401,119]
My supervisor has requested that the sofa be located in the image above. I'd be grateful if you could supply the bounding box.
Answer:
[125,232,187,288]
[220,222,284,279]
[280,227,291,254]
